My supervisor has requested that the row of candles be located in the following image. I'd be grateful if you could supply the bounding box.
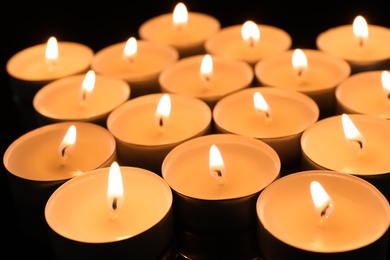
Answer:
[4,2,390,259]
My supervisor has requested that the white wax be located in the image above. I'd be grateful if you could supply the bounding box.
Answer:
[107,93,212,146]
[138,12,220,55]
[45,166,172,243]
[91,40,179,83]
[213,86,319,138]
[335,70,390,119]
[317,24,390,65]
[159,54,253,103]
[33,74,130,122]
[162,134,280,200]
[257,170,390,252]
[3,122,116,181]
[6,42,93,82]
[301,114,390,175]
[254,49,350,93]
[205,24,292,66]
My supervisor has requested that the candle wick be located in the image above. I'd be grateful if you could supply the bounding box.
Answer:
[358,37,364,48]
[352,139,364,150]
[214,169,222,177]
[159,117,163,127]
[110,197,119,220]
[297,68,303,77]
[112,197,118,210]
[249,38,255,48]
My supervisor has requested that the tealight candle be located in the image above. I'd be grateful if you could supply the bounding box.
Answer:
[91,37,179,98]
[257,170,390,260]
[159,54,254,109]
[254,48,351,118]
[161,133,281,232]
[316,15,390,73]
[33,70,130,127]
[204,21,292,66]
[106,93,212,175]
[6,36,94,130]
[213,86,319,167]
[3,122,116,251]
[301,114,390,201]
[138,2,221,58]
[335,70,390,119]
[45,163,174,259]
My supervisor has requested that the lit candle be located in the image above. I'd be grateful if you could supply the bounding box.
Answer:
[159,54,254,109]
[213,86,319,167]
[335,70,390,119]
[33,70,130,127]
[257,170,390,259]
[6,36,94,130]
[161,133,281,231]
[301,113,390,201]
[254,48,351,118]
[316,15,390,73]
[45,162,174,259]
[204,20,292,66]
[138,2,221,58]
[91,37,179,98]
[107,93,212,175]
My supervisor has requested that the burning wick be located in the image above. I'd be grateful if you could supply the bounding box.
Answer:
[341,114,366,154]
[292,48,307,79]
[156,94,171,132]
[241,20,260,48]
[123,37,137,64]
[310,181,334,225]
[173,2,188,32]
[58,125,76,165]
[209,145,226,186]
[353,15,368,48]
[253,91,272,123]
[200,54,213,85]
[381,71,390,104]
[45,36,58,72]
[79,70,95,106]
[107,161,123,220]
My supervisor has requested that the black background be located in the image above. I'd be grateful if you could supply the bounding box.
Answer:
[1,1,390,258]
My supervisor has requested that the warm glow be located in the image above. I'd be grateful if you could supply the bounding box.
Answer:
[353,15,368,47]
[241,20,260,47]
[253,91,272,120]
[80,70,95,103]
[342,114,366,151]
[45,36,58,70]
[200,54,213,83]
[381,71,390,101]
[209,145,226,185]
[310,181,334,221]
[292,49,308,77]
[123,37,137,62]
[107,161,124,219]
[156,94,171,130]
[58,125,77,162]
[173,2,188,30]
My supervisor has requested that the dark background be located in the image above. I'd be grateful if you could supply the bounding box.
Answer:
[1,1,389,258]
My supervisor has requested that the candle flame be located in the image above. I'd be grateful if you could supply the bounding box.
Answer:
[342,114,366,152]
[58,125,76,163]
[253,91,272,122]
[209,145,226,186]
[173,2,188,30]
[353,15,368,48]
[381,71,390,102]
[292,48,308,78]
[123,37,137,63]
[241,20,260,47]
[80,70,95,104]
[156,94,171,131]
[45,36,58,71]
[107,161,124,220]
[200,54,213,84]
[310,181,334,223]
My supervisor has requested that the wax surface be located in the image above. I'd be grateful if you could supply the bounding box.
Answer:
[91,40,179,82]
[162,134,280,200]
[336,70,390,118]
[317,24,390,64]
[3,122,116,181]
[6,42,93,81]
[159,54,253,99]
[257,170,390,252]
[139,12,220,49]
[213,87,319,137]
[33,74,130,121]
[205,24,291,64]
[45,167,172,243]
[301,114,390,175]
[255,49,350,92]
[107,93,211,145]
